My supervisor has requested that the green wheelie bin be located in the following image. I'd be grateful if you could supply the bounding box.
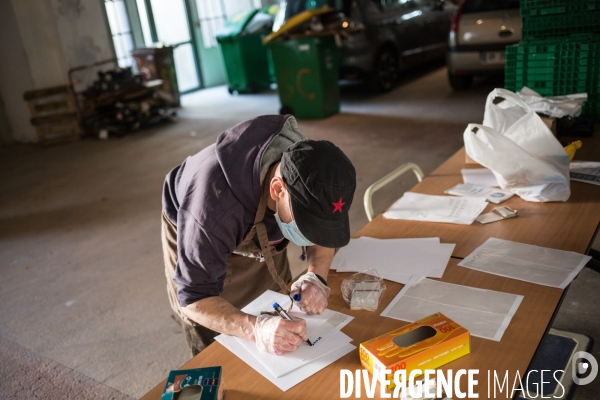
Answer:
[216,9,273,94]
[267,35,340,119]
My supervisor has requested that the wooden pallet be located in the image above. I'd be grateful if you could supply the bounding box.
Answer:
[23,85,80,146]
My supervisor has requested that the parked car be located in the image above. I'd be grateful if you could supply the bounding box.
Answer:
[273,0,457,92]
[446,0,521,90]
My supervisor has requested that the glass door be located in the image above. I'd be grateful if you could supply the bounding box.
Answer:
[146,0,202,93]
[104,0,136,68]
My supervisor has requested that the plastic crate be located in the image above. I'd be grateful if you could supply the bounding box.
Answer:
[582,99,600,117]
[504,36,600,116]
[521,0,599,17]
[522,11,600,39]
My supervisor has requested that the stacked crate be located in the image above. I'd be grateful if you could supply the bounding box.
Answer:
[504,0,600,118]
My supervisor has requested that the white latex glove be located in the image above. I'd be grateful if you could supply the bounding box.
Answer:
[253,314,308,355]
[290,272,331,315]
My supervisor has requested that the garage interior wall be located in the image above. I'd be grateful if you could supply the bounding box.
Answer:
[0,0,38,144]
[0,92,13,145]
[0,0,114,144]
[0,0,279,144]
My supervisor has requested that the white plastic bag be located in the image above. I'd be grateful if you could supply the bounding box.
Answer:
[516,86,587,118]
[464,88,570,202]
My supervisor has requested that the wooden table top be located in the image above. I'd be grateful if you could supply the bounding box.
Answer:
[356,147,600,258]
[141,131,599,399]
[141,258,564,399]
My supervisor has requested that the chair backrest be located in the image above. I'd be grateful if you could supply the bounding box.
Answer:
[363,162,424,221]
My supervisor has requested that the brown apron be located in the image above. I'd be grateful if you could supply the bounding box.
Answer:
[161,179,292,353]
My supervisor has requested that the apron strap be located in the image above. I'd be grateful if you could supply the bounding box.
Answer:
[254,174,294,312]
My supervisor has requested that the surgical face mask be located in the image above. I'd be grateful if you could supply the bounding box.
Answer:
[275,199,314,247]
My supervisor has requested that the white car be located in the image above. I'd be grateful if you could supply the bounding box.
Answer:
[446,0,521,90]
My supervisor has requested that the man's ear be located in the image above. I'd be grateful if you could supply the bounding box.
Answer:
[269,177,286,202]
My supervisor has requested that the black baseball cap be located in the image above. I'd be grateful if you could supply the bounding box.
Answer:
[280,140,356,248]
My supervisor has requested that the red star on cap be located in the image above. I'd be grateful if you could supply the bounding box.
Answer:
[332,198,345,213]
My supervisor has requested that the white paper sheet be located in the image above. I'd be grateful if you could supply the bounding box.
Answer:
[330,237,441,272]
[330,237,439,271]
[331,237,454,284]
[458,238,592,289]
[461,168,500,187]
[234,290,353,377]
[383,193,487,225]
[570,161,600,186]
[215,333,356,392]
[381,277,523,341]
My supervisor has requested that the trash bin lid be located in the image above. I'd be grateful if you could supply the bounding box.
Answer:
[216,8,260,39]
[262,5,335,44]
[262,4,279,17]
[245,12,274,35]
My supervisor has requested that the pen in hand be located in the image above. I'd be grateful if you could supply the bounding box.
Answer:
[272,302,313,346]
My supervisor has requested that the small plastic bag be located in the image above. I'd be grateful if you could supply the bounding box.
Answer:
[341,269,386,311]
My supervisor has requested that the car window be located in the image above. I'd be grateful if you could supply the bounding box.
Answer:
[380,0,419,11]
[463,0,520,14]
[413,0,435,8]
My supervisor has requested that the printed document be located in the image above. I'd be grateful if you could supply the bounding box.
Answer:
[458,238,591,289]
[570,161,600,186]
[445,182,514,204]
[381,277,523,341]
[383,192,487,225]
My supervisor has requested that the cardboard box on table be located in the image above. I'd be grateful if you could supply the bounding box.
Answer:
[359,312,470,389]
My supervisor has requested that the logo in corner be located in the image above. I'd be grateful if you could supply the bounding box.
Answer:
[573,351,598,386]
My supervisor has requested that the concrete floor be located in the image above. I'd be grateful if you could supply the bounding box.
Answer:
[1,63,599,399]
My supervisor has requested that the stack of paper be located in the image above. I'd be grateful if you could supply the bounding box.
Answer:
[458,238,591,289]
[461,168,499,187]
[381,277,523,341]
[215,290,355,391]
[383,192,487,225]
[331,237,455,284]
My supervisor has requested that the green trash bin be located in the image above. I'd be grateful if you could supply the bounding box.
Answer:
[216,9,272,94]
[267,35,340,119]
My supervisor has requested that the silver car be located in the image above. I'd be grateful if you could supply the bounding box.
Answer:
[446,0,521,90]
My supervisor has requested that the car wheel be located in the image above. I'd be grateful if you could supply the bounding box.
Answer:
[448,73,473,90]
[279,105,293,115]
[369,49,399,93]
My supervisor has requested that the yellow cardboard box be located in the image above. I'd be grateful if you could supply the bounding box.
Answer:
[359,312,470,389]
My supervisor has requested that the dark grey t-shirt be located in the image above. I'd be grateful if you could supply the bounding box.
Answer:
[162,115,306,307]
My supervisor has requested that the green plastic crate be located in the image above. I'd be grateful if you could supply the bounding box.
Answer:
[521,0,599,17]
[522,11,600,39]
[505,36,600,117]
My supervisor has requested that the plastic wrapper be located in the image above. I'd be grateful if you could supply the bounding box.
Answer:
[341,269,386,311]
[516,86,587,118]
